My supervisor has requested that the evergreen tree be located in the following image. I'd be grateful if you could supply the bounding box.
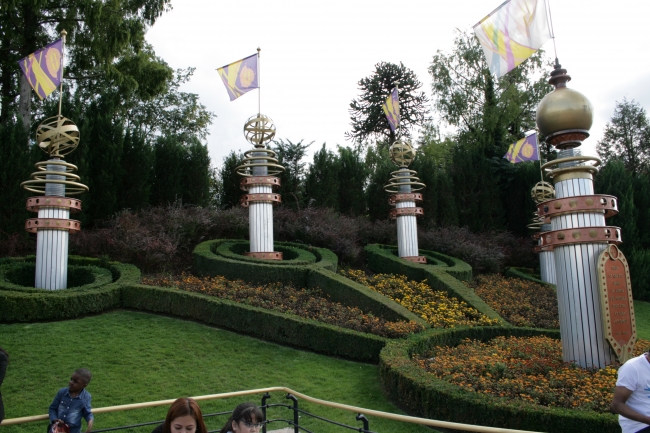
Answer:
[118,130,153,211]
[365,146,394,221]
[596,99,650,175]
[182,137,212,207]
[346,62,429,146]
[304,144,340,211]
[272,139,311,210]
[151,135,185,206]
[217,150,244,209]
[336,145,367,216]
[0,119,31,236]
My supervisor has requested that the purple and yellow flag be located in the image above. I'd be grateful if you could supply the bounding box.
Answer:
[473,0,552,77]
[382,87,400,132]
[504,133,539,163]
[217,54,259,101]
[18,39,64,100]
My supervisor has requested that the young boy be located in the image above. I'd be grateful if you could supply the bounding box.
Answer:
[48,369,94,433]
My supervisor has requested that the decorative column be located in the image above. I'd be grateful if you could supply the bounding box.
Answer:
[20,116,88,290]
[530,181,556,284]
[535,61,623,368]
[385,141,426,263]
[237,114,285,260]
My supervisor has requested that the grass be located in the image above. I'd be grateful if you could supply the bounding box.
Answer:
[635,300,650,341]
[0,310,434,433]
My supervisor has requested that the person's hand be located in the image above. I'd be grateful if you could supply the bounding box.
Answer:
[53,419,64,425]
[85,419,94,433]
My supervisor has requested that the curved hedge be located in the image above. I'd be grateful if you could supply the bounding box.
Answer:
[0,262,113,293]
[121,283,386,363]
[364,244,506,324]
[0,256,140,323]
[379,327,619,433]
[505,266,556,288]
[194,239,426,326]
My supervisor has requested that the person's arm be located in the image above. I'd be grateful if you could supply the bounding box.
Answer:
[611,385,650,425]
[83,394,94,433]
[48,390,64,424]
[0,351,8,388]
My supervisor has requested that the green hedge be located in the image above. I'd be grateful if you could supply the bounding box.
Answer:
[121,283,386,362]
[379,327,619,433]
[194,239,427,326]
[0,256,140,323]
[364,244,505,324]
[0,262,113,293]
[505,266,556,288]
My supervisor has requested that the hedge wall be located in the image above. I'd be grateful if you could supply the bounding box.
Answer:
[0,256,140,323]
[193,239,426,326]
[364,244,506,324]
[505,266,556,288]
[120,283,386,363]
[379,327,619,433]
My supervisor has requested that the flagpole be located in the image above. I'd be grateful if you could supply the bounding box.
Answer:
[545,0,558,61]
[58,29,67,118]
[257,47,261,116]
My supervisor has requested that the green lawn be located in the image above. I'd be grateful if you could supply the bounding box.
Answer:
[0,310,434,433]
[635,300,650,341]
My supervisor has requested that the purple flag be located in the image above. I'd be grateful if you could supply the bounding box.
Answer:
[504,133,539,163]
[382,87,400,132]
[217,54,259,101]
[18,39,64,100]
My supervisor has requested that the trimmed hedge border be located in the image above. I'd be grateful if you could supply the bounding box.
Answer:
[364,244,506,324]
[121,283,386,363]
[0,256,140,323]
[379,326,619,433]
[194,239,427,326]
[0,262,113,293]
[505,266,556,288]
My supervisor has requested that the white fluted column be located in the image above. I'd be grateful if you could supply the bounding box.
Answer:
[552,176,614,368]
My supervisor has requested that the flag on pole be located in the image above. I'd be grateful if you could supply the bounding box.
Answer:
[18,39,64,100]
[217,54,259,101]
[473,0,552,78]
[504,132,539,163]
[382,87,400,132]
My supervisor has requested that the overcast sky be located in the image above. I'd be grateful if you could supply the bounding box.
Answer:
[145,0,650,168]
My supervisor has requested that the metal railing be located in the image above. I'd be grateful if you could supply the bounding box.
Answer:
[1,386,544,433]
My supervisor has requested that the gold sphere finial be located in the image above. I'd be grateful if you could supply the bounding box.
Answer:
[389,140,415,168]
[536,60,593,149]
[244,114,276,147]
[36,115,80,157]
[531,181,555,204]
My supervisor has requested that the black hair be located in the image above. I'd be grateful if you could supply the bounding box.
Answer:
[75,368,92,385]
[219,402,264,433]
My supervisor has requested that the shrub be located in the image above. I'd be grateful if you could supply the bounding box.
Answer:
[469,274,559,329]
[341,270,498,328]
[142,273,424,338]
[418,226,536,273]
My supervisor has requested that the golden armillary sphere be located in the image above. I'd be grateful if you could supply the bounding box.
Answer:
[389,140,415,168]
[531,181,555,204]
[36,115,80,157]
[244,114,276,148]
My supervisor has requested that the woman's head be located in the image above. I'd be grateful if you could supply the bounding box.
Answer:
[163,398,207,433]
[219,402,264,433]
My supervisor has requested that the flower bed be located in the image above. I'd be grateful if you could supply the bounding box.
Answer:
[340,270,499,327]
[142,274,424,338]
[414,335,650,413]
[468,273,559,328]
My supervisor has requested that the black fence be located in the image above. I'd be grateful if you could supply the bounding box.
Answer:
[91,393,375,433]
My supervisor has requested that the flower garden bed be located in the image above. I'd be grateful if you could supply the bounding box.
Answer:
[340,270,499,328]
[414,334,650,413]
[142,273,424,338]
[467,273,559,328]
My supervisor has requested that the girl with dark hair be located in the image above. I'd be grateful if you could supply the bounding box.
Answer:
[152,398,207,433]
[0,347,8,424]
[219,402,264,433]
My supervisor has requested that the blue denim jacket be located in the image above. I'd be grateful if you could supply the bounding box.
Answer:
[48,388,93,433]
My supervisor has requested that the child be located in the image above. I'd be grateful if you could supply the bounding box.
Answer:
[48,369,94,433]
